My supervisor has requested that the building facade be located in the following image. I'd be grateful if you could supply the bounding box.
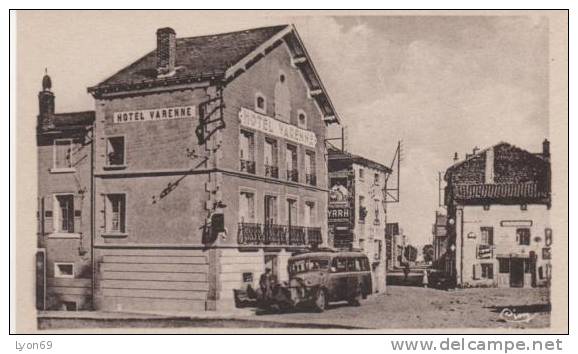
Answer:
[327,148,391,293]
[444,141,552,288]
[432,211,448,266]
[82,25,339,312]
[36,73,95,310]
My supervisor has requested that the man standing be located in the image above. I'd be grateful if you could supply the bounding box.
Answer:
[259,267,274,304]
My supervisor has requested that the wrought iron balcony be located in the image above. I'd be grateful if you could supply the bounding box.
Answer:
[238,223,323,247]
[265,164,279,178]
[286,169,299,182]
[240,159,256,174]
[305,173,317,186]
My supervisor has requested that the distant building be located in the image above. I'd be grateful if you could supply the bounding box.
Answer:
[327,148,392,293]
[444,141,552,288]
[432,211,448,265]
[385,222,402,270]
[36,72,95,310]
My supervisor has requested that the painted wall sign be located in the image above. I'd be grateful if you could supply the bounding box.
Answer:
[113,106,196,124]
[500,220,533,227]
[328,207,351,221]
[239,107,317,148]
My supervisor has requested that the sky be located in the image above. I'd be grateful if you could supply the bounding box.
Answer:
[17,11,549,247]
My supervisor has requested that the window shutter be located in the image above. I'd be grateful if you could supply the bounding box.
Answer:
[73,195,83,234]
[43,195,54,234]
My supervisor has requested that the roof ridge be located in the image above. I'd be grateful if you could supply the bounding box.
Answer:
[176,24,289,42]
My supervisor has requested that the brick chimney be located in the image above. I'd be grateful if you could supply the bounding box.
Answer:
[542,139,550,160]
[156,27,176,76]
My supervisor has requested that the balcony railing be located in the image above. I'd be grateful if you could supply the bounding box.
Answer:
[238,222,322,247]
[287,169,299,182]
[305,173,317,186]
[240,159,256,174]
[265,164,279,178]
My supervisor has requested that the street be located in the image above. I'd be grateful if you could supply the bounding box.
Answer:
[39,286,550,330]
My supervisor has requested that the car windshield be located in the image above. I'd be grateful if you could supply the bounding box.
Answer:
[289,258,329,275]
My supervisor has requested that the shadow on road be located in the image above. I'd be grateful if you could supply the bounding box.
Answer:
[485,303,551,314]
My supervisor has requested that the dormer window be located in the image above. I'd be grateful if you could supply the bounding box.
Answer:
[255,93,266,114]
[297,110,307,129]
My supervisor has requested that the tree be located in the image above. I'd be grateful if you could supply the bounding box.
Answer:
[422,244,435,263]
[404,245,418,262]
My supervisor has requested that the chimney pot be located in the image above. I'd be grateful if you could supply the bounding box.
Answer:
[156,27,176,76]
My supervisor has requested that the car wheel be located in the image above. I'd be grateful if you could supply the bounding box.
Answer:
[313,289,327,312]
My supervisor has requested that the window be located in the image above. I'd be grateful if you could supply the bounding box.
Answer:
[374,240,383,260]
[54,263,74,278]
[53,139,73,169]
[480,227,494,245]
[297,110,307,129]
[239,130,255,174]
[481,264,494,279]
[264,138,278,178]
[239,191,255,223]
[373,199,380,224]
[346,258,358,272]
[255,93,266,114]
[332,258,347,272]
[358,196,366,222]
[286,198,298,227]
[54,194,74,233]
[305,151,316,185]
[523,259,532,273]
[274,72,291,122]
[359,168,365,181]
[374,173,380,185]
[517,228,531,245]
[359,239,365,251]
[264,195,278,225]
[242,272,254,284]
[106,136,125,166]
[285,144,298,182]
[498,258,510,273]
[105,194,126,233]
[542,247,551,260]
[304,201,316,227]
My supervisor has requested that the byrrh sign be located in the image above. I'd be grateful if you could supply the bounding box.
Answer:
[239,107,317,148]
[113,106,196,124]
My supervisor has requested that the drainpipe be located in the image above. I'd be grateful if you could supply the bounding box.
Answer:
[90,125,96,310]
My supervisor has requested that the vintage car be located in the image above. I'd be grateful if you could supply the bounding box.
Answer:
[274,250,373,312]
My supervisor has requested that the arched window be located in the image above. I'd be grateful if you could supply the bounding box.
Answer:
[255,93,266,114]
[274,72,291,122]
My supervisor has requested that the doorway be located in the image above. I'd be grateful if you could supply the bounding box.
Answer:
[510,258,524,288]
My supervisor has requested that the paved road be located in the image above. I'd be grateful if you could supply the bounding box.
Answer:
[252,286,551,329]
[38,286,550,330]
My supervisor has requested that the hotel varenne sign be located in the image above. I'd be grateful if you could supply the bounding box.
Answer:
[239,107,317,148]
[113,106,196,124]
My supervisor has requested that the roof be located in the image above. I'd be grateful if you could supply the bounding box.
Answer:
[93,25,287,89]
[87,25,340,123]
[328,147,392,173]
[451,183,549,203]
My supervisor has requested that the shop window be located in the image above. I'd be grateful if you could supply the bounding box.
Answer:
[517,228,531,246]
[53,139,73,169]
[54,263,74,278]
[297,110,307,129]
[239,130,255,174]
[54,194,74,233]
[106,136,125,166]
[239,191,255,223]
[480,227,494,245]
[498,258,510,273]
[255,93,266,114]
[105,194,126,233]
